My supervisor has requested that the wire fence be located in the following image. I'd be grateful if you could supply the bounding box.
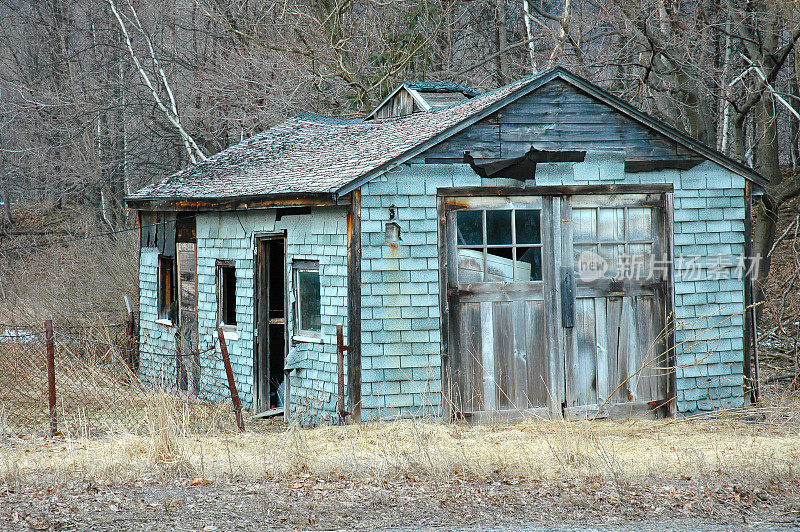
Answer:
[0,319,244,437]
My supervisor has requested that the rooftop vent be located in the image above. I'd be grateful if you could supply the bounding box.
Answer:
[366,81,480,120]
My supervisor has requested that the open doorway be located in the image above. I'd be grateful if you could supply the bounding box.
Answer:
[255,235,287,413]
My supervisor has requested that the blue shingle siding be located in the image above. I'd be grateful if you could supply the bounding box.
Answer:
[137,248,181,390]
[138,154,747,422]
[358,164,481,420]
[357,156,746,419]
[138,207,349,425]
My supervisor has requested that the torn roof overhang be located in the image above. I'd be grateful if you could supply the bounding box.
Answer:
[334,69,767,196]
[126,67,767,211]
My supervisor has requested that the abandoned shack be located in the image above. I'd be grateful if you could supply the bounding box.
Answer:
[126,67,765,424]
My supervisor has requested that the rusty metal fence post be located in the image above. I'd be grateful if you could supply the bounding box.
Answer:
[44,319,57,437]
[124,310,138,376]
[336,323,350,425]
[217,326,244,432]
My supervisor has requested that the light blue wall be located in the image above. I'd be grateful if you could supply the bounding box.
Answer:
[358,164,481,420]
[138,207,349,425]
[358,152,746,417]
[138,151,748,422]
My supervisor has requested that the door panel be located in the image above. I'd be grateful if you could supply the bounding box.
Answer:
[444,191,671,420]
[563,196,669,417]
[447,197,553,419]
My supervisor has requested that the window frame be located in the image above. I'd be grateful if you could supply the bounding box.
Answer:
[571,206,656,280]
[157,254,177,323]
[455,208,544,283]
[292,259,322,339]
[216,260,237,327]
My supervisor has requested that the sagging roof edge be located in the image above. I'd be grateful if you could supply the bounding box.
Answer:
[337,68,767,197]
[124,192,349,212]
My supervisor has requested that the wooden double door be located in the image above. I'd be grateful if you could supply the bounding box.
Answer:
[443,190,672,420]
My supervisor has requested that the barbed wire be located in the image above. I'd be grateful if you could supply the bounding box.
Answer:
[0,213,198,255]
[51,330,219,358]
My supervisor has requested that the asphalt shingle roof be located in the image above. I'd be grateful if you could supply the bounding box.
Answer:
[127,76,531,201]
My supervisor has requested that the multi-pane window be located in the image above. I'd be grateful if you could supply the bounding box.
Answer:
[293,260,321,335]
[572,207,654,279]
[456,209,542,283]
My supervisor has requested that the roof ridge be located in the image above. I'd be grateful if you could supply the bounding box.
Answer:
[402,80,481,96]
[295,112,364,125]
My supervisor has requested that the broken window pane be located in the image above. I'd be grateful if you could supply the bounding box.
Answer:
[517,247,542,281]
[515,210,541,245]
[485,247,514,282]
[486,210,512,245]
[456,210,483,246]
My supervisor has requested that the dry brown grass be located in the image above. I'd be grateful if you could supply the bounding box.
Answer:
[2,394,799,489]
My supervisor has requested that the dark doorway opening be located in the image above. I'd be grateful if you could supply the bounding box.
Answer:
[255,235,287,413]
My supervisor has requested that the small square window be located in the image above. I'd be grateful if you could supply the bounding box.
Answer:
[293,260,321,336]
[158,255,177,322]
[217,262,237,326]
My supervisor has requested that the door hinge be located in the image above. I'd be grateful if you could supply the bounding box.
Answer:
[447,287,471,297]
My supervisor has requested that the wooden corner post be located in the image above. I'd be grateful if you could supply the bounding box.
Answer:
[346,189,362,422]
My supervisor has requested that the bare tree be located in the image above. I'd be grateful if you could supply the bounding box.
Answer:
[108,0,206,164]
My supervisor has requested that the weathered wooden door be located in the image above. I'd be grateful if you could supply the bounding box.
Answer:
[562,194,669,418]
[176,241,200,395]
[445,196,558,420]
[444,190,670,420]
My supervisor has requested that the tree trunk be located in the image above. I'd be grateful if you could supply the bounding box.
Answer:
[521,0,537,72]
[752,98,782,320]
[494,0,509,85]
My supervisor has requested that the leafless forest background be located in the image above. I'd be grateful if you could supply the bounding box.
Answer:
[1,0,800,371]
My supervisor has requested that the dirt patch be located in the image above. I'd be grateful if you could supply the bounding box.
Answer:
[1,476,798,531]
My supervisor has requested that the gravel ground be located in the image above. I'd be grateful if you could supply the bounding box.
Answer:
[1,476,798,531]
